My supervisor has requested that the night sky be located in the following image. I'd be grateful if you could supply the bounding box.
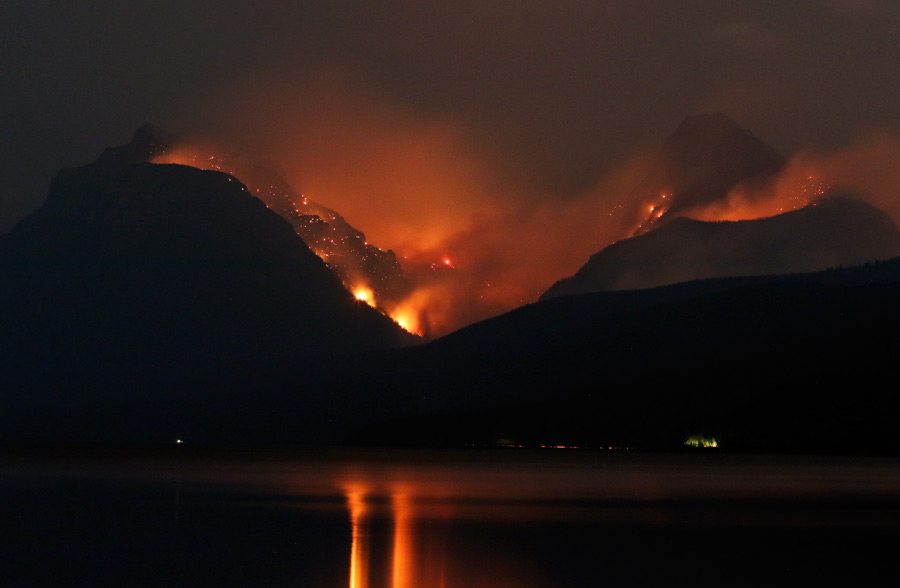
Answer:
[3,1,898,331]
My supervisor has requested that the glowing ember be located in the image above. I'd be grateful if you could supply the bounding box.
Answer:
[631,193,672,235]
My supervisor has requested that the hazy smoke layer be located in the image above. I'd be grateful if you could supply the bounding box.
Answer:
[686,132,900,226]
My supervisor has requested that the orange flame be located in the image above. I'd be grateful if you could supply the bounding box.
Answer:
[388,301,424,337]
[353,285,375,305]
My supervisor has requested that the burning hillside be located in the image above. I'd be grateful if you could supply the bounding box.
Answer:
[152,148,413,313]
[142,112,898,338]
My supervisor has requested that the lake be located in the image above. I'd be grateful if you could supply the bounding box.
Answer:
[2,448,898,587]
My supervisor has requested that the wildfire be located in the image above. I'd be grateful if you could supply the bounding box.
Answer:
[686,175,829,222]
[390,306,421,336]
[353,285,375,305]
[631,174,834,231]
[154,145,430,330]
[631,193,671,235]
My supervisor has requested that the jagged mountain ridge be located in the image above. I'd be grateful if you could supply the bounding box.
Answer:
[149,127,412,306]
[234,164,411,304]
[542,194,900,299]
[0,147,418,374]
[2,124,169,253]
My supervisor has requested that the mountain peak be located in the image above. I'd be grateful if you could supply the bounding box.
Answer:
[626,113,785,233]
[671,111,743,135]
[129,123,177,151]
[660,112,784,182]
[664,113,746,156]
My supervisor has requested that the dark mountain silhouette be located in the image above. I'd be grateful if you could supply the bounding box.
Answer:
[138,258,899,452]
[330,258,900,453]
[0,127,419,443]
[628,112,785,234]
[1,124,169,253]
[0,146,417,382]
[150,128,413,307]
[542,194,900,300]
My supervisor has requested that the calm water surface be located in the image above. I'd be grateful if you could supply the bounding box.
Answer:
[2,449,898,587]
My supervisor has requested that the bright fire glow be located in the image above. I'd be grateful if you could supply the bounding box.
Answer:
[381,283,456,339]
[390,305,421,336]
[353,285,375,305]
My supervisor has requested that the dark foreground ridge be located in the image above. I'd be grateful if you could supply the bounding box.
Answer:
[4,255,893,454]
[337,258,900,453]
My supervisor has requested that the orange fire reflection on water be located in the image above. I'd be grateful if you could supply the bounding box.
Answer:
[391,489,413,588]
[344,485,444,588]
[347,485,370,588]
